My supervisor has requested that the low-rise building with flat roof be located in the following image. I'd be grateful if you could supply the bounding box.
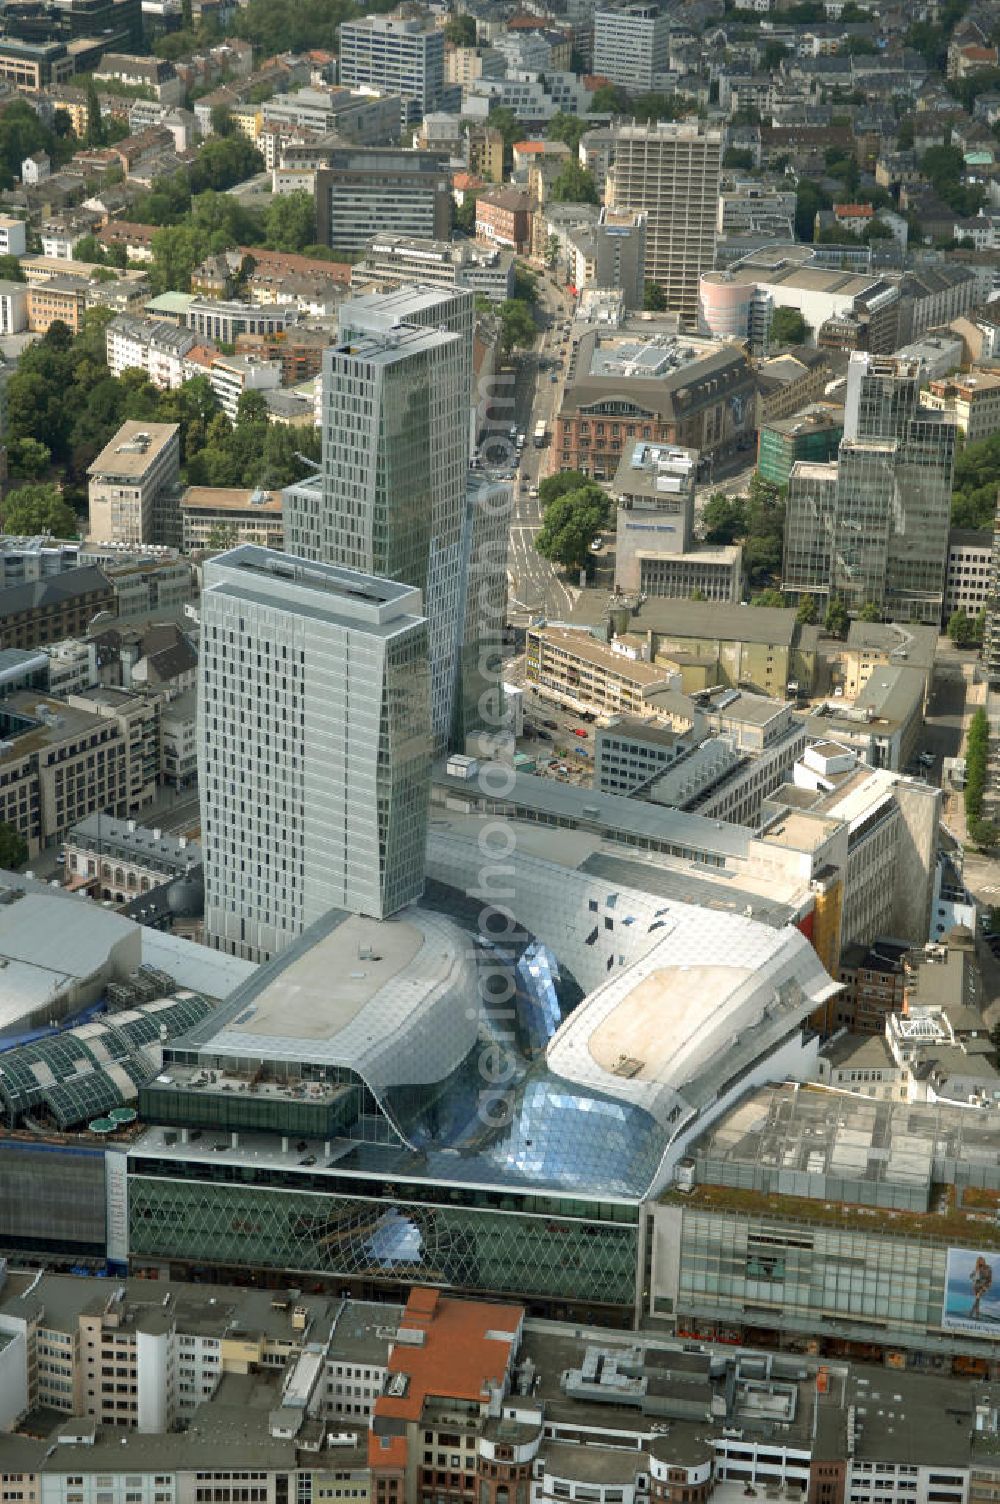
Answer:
[180,486,284,552]
[526,624,676,717]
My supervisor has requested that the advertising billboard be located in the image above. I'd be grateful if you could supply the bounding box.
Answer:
[943,1248,1000,1335]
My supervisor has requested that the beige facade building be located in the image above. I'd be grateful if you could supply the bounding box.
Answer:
[180,487,284,552]
[925,369,1000,443]
[607,121,722,321]
[0,693,130,857]
[526,624,675,715]
[88,422,181,548]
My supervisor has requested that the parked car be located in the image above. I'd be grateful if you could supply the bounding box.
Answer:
[573,728,588,738]
[542,718,558,729]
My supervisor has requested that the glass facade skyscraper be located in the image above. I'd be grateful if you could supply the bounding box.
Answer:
[283,286,508,753]
[783,354,956,623]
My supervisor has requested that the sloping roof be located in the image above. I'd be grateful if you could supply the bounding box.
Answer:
[0,564,112,618]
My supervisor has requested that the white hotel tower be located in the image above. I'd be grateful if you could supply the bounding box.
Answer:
[199,545,431,962]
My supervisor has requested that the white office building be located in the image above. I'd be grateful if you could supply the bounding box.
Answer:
[199,545,431,962]
[593,3,670,90]
[337,15,445,125]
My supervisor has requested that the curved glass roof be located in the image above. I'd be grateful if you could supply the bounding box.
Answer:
[0,991,213,1130]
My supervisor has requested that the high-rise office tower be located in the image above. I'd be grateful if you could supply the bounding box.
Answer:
[606,121,722,321]
[337,15,445,127]
[593,3,669,90]
[314,149,452,259]
[199,545,431,962]
[284,286,508,754]
[784,354,956,624]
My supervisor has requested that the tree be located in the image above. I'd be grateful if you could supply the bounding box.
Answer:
[444,13,476,45]
[643,280,667,312]
[589,83,631,114]
[824,595,849,639]
[535,486,610,572]
[702,492,746,545]
[548,159,599,205]
[948,608,976,648]
[2,483,78,537]
[9,436,51,478]
[770,306,811,346]
[0,253,24,282]
[210,103,235,137]
[538,469,596,508]
[970,818,1000,851]
[181,0,193,28]
[498,298,536,358]
[753,589,786,607]
[952,431,1000,530]
[546,111,588,152]
[511,264,537,304]
[723,148,754,169]
[858,602,881,622]
[795,179,831,241]
[545,233,560,270]
[85,77,106,147]
[150,223,206,293]
[761,40,789,69]
[796,595,817,624]
[690,587,707,601]
[0,823,26,871]
[263,191,316,252]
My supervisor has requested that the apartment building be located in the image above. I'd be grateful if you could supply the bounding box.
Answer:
[0,693,130,857]
[526,624,674,715]
[607,122,722,321]
[87,423,181,549]
[66,687,158,816]
[180,487,284,552]
[105,316,196,388]
[0,214,26,257]
[474,187,534,254]
[0,567,115,652]
[314,149,451,257]
[204,353,281,421]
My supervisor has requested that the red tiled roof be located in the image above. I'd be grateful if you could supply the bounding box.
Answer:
[833,203,874,218]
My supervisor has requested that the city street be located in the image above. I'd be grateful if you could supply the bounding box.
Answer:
[500,273,581,626]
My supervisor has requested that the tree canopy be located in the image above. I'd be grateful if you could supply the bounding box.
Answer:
[0,823,26,871]
[2,483,78,538]
[770,306,811,347]
[548,160,599,205]
[952,432,1000,530]
[498,299,536,359]
[535,483,610,572]
[444,13,476,46]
